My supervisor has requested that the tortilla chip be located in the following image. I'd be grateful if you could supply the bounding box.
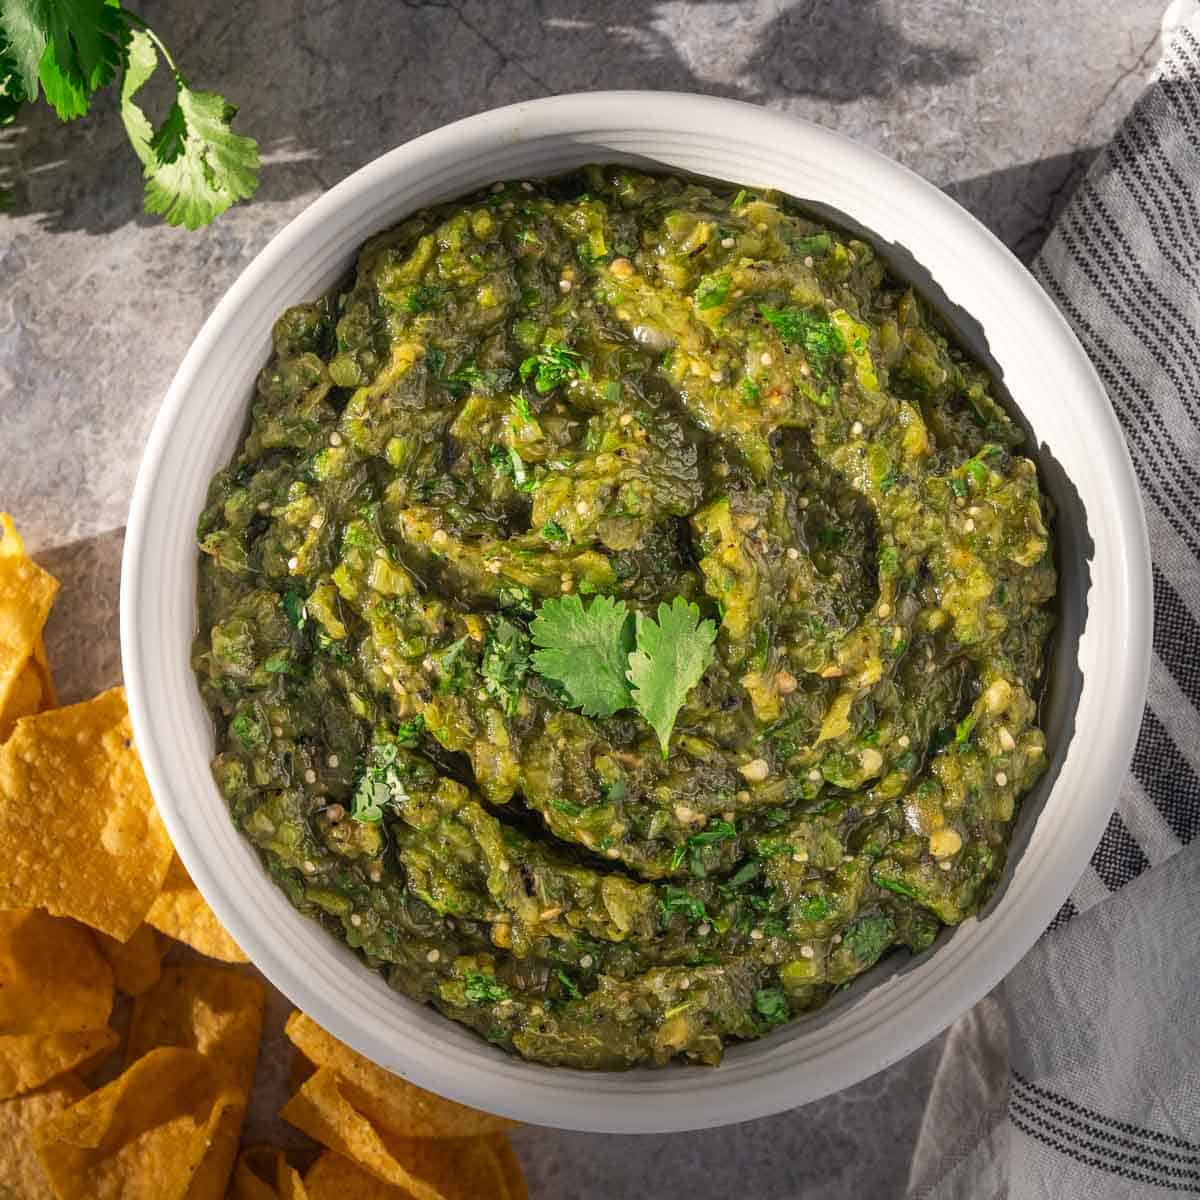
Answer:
[232,1146,310,1200]
[31,1046,244,1200]
[146,854,248,962]
[304,1152,409,1199]
[94,924,165,997]
[0,907,116,1098]
[0,687,174,939]
[285,1011,516,1139]
[32,633,55,704]
[0,908,114,1034]
[127,965,265,1095]
[0,1075,89,1200]
[280,1068,508,1200]
[0,658,43,740]
[0,1028,118,1099]
[0,514,25,557]
[0,549,58,720]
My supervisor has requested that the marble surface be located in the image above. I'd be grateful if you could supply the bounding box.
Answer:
[0,1,1163,1195]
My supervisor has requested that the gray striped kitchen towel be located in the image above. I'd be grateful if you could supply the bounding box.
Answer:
[907,9,1200,1198]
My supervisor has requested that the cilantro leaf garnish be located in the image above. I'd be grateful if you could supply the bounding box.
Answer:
[480,615,530,717]
[627,597,717,757]
[120,28,259,229]
[530,594,634,718]
[464,970,510,1004]
[759,305,845,375]
[519,341,589,394]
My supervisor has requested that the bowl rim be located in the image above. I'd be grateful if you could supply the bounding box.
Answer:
[121,90,1151,1133]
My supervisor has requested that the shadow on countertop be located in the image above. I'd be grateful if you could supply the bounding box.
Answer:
[0,0,975,236]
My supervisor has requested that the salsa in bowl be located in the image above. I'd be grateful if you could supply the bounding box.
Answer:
[193,167,1055,1069]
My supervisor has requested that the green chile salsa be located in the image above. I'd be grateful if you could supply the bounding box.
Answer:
[193,167,1056,1069]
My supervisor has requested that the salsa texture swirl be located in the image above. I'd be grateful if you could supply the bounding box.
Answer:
[193,167,1056,1068]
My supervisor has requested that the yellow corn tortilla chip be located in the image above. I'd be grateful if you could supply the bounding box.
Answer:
[127,965,265,1095]
[0,907,116,1098]
[0,514,25,556]
[0,549,58,719]
[0,1074,89,1200]
[0,687,174,939]
[94,924,165,997]
[280,1068,509,1200]
[31,1046,244,1200]
[31,634,55,706]
[146,854,248,962]
[0,1028,118,1100]
[0,908,114,1034]
[232,1146,310,1200]
[304,1152,410,1199]
[0,658,43,740]
[285,1011,517,1139]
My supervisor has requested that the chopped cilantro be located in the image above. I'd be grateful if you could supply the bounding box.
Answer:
[694,273,732,310]
[432,636,472,694]
[230,713,264,749]
[556,969,582,999]
[351,737,410,824]
[841,913,896,966]
[792,233,834,256]
[464,971,510,1004]
[659,886,709,925]
[754,987,790,1024]
[281,589,306,629]
[759,305,845,375]
[796,894,830,921]
[540,519,568,544]
[550,797,584,818]
[395,714,425,748]
[519,341,589,394]
[480,616,530,716]
[871,867,919,899]
[739,376,762,403]
[689,819,737,847]
[403,285,441,313]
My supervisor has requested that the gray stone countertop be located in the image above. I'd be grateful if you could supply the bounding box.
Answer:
[0,2,1162,1196]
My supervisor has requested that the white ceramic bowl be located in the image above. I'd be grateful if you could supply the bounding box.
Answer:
[122,92,1151,1133]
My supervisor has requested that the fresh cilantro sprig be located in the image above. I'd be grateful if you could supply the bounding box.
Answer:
[628,598,717,755]
[0,3,258,227]
[530,594,634,719]
[529,593,717,757]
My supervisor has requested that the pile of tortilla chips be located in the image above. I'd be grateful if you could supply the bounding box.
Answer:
[267,1011,526,1199]
[0,515,527,1199]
